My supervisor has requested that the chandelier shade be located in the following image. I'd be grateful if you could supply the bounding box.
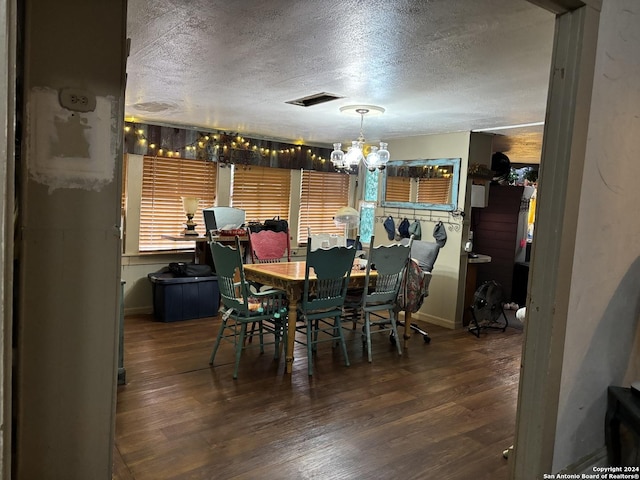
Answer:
[344,140,364,167]
[331,106,390,172]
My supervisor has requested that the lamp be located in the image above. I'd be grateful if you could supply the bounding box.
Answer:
[181,196,199,235]
[334,206,360,238]
[331,105,390,172]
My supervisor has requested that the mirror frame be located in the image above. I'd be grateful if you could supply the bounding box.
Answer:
[380,158,461,211]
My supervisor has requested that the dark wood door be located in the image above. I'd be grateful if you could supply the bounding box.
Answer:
[471,185,524,302]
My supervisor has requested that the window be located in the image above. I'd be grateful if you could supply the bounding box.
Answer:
[385,176,412,202]
[231,165,291,223]
[298,170,350,244]
[121,155,128,253]
[139,156,217,251]
[417,177,452,204]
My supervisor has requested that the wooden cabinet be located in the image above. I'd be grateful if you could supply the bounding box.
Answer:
[471,185,524,301]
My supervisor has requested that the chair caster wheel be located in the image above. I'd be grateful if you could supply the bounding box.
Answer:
[423,335,431,344]
[389,333,396,346]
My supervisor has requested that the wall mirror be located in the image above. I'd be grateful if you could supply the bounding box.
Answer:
[380,158,461,211]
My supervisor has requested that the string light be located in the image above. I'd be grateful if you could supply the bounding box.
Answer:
[123,121,329,164]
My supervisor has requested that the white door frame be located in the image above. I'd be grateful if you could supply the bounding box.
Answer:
[0,0,16,477]
[514,0,600,477]
[0,0,603,477]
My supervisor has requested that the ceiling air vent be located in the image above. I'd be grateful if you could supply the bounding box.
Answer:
[286,92,343,107]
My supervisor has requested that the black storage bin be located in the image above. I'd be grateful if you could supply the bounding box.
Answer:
[511,262,530,307]
[148,272,219,322]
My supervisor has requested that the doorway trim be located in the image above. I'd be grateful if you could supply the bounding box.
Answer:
[514,1,600,477]
[0,0,16,477]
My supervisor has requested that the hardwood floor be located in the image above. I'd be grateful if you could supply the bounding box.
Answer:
[114,313,523,480]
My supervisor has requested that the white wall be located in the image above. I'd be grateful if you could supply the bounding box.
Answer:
[380,132,494,328]
[16,1,126,478]
[552,0,640,471]
[121,254,191,315]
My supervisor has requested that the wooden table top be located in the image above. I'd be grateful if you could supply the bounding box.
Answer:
[243,261,369,282]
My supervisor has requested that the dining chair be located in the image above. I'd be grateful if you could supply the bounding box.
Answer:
[248,228,291,263]
[295,236,359,375]
[209,237,288,379]
[246,228,291,340]
[353,235,412,362]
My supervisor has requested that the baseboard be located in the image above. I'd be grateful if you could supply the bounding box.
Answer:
[555,446,608,475]
[399,311,456,330]
[124,306,153,316]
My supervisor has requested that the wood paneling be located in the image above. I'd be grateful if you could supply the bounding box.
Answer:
[114,313,523,479]
[472,185,524,301]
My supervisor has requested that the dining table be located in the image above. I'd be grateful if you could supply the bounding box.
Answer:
[243,261,415,374]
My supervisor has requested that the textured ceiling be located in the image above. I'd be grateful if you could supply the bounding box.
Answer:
[125,0,556,164]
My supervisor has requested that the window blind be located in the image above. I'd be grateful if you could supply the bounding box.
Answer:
[121,155,128,214]
[139,156,217,252]
[385,176,411,202]
[121,156,128,253]
[417,177,452,204]
[298,170,350,244]
[231,165,291,223]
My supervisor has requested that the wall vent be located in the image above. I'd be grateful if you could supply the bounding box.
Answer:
[286,92,343,107]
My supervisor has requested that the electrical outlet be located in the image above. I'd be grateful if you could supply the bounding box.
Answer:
[59,88,96,113]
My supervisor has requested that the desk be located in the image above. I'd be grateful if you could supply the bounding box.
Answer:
[606,386,640,465]
[162,234,249,265]
[243,262,374,374]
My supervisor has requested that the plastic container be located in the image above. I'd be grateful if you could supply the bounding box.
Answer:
[148,272,219,322]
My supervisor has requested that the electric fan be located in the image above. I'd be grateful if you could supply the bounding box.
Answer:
[468,280,509,337]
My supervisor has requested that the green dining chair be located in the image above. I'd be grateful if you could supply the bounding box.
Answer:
[356,235,412,362]
[295,236,358,376]
[209,237,288,379]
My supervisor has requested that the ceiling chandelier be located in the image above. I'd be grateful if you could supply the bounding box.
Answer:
[330,105,390,172]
